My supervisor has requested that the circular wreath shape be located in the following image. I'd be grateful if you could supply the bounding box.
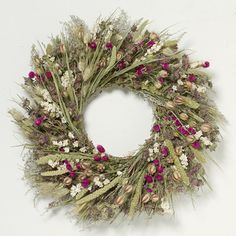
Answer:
[10,13,223,223]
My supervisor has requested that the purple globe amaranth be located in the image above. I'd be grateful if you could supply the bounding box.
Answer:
[152,124,161,133]
[97,145,105,153]
[161,146,169,157]
[144,175,153,183]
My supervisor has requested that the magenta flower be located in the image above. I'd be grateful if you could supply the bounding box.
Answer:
[188,127,196,135]
[146,188,153,193]
[45,71,53,79]
[188,74,197,82]
[66,163,73,171]
[155,174,163,182]
[144,175,153,183]
[153,159,160,166]
[152,124,161,133]
[76,162,81,170]
[202,61,210,68]
[105,42,113,49]
[135,64,147,77]
[157,165,164,174]
[161,63,170,71]
[117,60,126,70]
[192,141,201,149]
[175,119,181,127]
[161,146,169,157]
[69,172,76,178]
[101,155,109,161]
[177,126,188,136]
[88,41,97,50]
[97,145,105,153]
[81,178,90,188]
[28,71,35,79]
[93,155,101,162]
[147,40,155,48]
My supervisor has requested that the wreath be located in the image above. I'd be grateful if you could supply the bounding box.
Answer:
[10,13,224,224]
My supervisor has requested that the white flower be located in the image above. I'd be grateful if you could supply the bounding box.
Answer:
[62,139,69,146]
[95,181,103,188]
[117,171,123,176]
[177,79,184,85]
[61,70,75,88]
[79,146,87,153]
[68,132,75,139]
[179,153,188,169]
[48,160,59,168]
[200,136,213,146]
[73,141,79,148]
[148,148,154,156]
[70,184,82,197]
[103,179,110,185]
[172,85,178,92]
[64,147,70,153]
[194,130,203,140]
[61,117,67,124]
[197,86,207,93]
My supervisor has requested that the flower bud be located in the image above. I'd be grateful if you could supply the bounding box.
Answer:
[142,193,151,203]
[115,195,125,206]
[148,164,156,175]
[201,123,211,133]
[151,194,160,203]
[179,113,189,121]
[124,185,133,193]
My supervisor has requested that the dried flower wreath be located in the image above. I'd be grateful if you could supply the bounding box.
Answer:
[10,12,224,224]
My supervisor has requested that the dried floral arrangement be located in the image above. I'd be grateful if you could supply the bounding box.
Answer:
[9,12,224,224]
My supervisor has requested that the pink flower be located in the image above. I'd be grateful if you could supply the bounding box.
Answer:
[153,159,160,166]
[45,71,53,79]
[152,124,161,133]
[188,74,197,82]
[117,60,126,70]
[144,175,153,183]
[155,174,163,182]
[175,119,181,127]
[192,141,201,149]
[28,71,35,79]
[93,155,101,162]
[101,155,109,161]
[202,61,210,68]
[135,65,147,77]
[105,42,113,49]
[161,146,169,157]
[81,178,90,188]
[147,40,155,48]
[157,165,164,174]
[158,77,164,84]
[34,116,46,126]
[97,145,105,153]
[88,41,97,50]
[146,188,153,193]
[69,172,76,178]
[161,63,170,71]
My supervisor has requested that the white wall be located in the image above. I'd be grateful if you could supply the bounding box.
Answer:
[0,0,236,235]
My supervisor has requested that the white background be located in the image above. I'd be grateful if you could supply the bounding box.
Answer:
[1,0,236,235]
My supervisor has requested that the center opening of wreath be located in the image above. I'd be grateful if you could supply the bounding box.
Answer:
[84,88,154,157]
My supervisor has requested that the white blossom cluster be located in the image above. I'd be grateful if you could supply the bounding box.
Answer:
[52,139,70,153]
[93,176,110,188]
[160,197,173,214]
[61,70,75,88]
[194,130,212,146]
[179,153,188,169]
[147,142,159,162]
[70,183,82,197]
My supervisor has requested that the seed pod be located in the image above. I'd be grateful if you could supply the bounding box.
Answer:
[179,113,189,121]
[185,81,193,90]
[189,120,197,127]
[116,51,123,61]
[63,177,72,186]
[173,170,181,181]
[142,193,151,203]
[80,161,90,169]
[84,169,93,176]
[149,32,159,40]
[167,157,174,164]
[166,101,175,109]
[151,194,160,203]
[174,96,184,105]
[148,164,156,175]
[175,146,183,156]
[97,163,105,172]
[159,70,168,78]
[201,123,211,133]
[186,135,195,143]
[115,195,125,206]
[124,185,133,193]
